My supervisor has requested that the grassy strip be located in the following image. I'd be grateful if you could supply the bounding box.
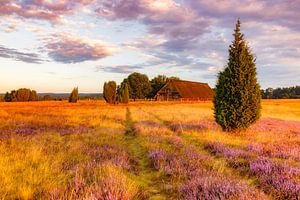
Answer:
[124,108,168,200]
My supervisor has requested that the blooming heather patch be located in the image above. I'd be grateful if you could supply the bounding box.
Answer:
[50,164,139,200]
[204,142,251,160]
[244,143,300,161]
[83,144,132,170]
[204,142,253,173]
[251,118,300,135]
[250,157,300,199]
[3,123,91,136]
[148,145,263,199]
[148,147,209,178]
[88,165,139,200]
[180,173,263,200]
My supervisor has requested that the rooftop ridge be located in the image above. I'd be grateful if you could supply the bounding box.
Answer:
[170,79,208,85]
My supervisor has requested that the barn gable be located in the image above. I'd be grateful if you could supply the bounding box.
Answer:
[156,80,214,101]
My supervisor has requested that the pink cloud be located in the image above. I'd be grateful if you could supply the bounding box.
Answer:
[43,33,118,63]
[0,0,95,23]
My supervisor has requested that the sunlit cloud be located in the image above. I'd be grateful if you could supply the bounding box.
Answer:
[43,32,118,63]
[0,45,44,64]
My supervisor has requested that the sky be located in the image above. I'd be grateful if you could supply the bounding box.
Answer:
[0,0,299,93]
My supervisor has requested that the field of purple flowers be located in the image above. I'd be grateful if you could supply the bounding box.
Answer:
[0,100,299,199]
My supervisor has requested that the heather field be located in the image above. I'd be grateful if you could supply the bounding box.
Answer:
[0,100,299,199]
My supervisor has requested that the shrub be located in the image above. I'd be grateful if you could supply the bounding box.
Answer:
[117,82,129,103]
[16,88,31,101]
[4,92,12,102]
[214,19,261,131]
[103,81,117,104]
[69,87,78,103]
[29,90,38,101]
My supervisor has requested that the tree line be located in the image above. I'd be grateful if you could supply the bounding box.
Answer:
[261,86,300,99]
[3,88,38,102]
[103,72,179,104]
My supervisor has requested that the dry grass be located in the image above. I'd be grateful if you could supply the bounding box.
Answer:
[0,99,299,199]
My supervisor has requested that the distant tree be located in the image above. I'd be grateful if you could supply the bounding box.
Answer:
[4,92,12,102]
[149,75,168,98]
[10,90,17,102]
[214,19,261,132]
[103,81,117,104]
[126,72,151,100]
[122,82,129,103]
[69,87,79,103]
[262,86,300,99]
[43,95,52,101]
[148,75,180,98]
[16,88,31,101]
[4,89,39,102]
[29,90,38,101]
[117,82,129,103]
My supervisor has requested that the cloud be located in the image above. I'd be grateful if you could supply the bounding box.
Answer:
[0,0,95,23]
[95,0,210,52]
[43,33,118,63]
[185,0,300,30]
[0,45,44,63]
[96,65,143,74]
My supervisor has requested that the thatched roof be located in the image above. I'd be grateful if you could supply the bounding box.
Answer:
[157,80,214,99]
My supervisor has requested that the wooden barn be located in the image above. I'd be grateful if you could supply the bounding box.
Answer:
[155,80,214,101]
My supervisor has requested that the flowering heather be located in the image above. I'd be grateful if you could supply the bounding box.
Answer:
[50,164,139,200]
[204,142,250,160]
[148,146,209,178]
[204,142,254,173]
[83,144,132,170]
[251,118,300,135]
[87,165,139,200]
[245,143,300,161]
[5,123,91,136]
[180,173,263,200]
[250,157,300,199]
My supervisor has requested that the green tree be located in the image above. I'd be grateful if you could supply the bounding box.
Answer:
[29,90,38,101]
[149,75,180,98]
[69,87,79,103]
[103,81,117,104]
[4,92,12,102]
[214,19,261,132]
[16,88,31,101]
[117,82,129,103]
[149,75,168,98]
[126,72,151,100]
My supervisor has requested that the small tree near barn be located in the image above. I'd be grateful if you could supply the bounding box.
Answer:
[69,87,79,103]
[214,19,261,132]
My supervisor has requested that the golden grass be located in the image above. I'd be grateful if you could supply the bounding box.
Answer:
[0,99,299,199]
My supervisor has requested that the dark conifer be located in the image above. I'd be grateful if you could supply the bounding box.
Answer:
[69,87,79,103]
[214,19,261,131]
[103,81,117,104]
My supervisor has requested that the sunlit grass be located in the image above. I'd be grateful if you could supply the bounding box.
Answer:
[0,99,299,199]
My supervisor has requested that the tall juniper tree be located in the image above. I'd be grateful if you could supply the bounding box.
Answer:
[103,81,117,104]
[214,19,261,131]
[69,87,79,103]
